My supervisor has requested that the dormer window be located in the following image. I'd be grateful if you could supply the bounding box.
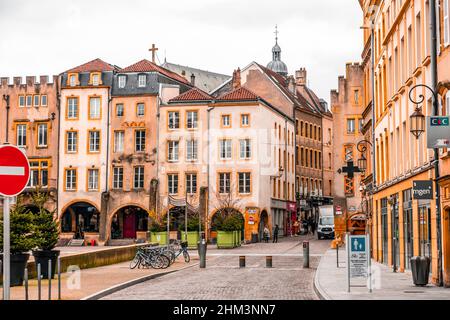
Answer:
[118,75,126,88]
[138,74,146,87]
[68,74,78,87]
[91,73,101,86]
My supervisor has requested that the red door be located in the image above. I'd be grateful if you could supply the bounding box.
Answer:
[123,213,136,239]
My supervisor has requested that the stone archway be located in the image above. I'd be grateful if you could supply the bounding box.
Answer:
[110,205,150,240]
[60,202,100,238]
[258,210,269,241]
[209,207,244,242]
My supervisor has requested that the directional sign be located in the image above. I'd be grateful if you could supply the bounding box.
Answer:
[348,235,368,278]
[0,145,30,197]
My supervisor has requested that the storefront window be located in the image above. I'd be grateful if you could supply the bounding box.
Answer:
[390,194,399,270]
[418,200,431,258]
[381,198,388,264]
[403,189,413,269]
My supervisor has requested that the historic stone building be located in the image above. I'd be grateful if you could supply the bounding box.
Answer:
[331,63,365,215]
[0,75,59,214]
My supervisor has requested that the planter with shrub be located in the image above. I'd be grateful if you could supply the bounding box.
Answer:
[149,221,168,245]
[0,196,36,286]
[216,213,244,249]
[179,217,200,249]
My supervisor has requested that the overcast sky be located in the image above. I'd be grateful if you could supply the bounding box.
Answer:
[0,0,362,104]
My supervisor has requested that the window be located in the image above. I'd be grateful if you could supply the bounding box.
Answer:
[354,90,359,105]
[114,131,124,153]
[134,166,144,189]
[65,169,77,191]
[359,119,364,132]
[138,74,146,87]
[37,123,48,147]
[186,111,198,129]
[345,177,354,196]
[219,173,231,194]
[220,139,232,160]
[28,160,49,188]
[26,95,32,107]
[118,75,126,88]
[41,95,47,107]
[136,103,145,117]
[87,169,99,191]
[221,115,231,127]
[239,139,251,159]
[88,130,100,153]
[186,140,198,161]
[186,173,197,194]
[168,111,180,129]
[33,95,40,107]
[91,73,100,86]
[66,131,78,153]
[89,97,101,120]
[67,97,79,119]
[16,124,27,147]
[168,140,179,162]
[116,104,124,117]
[241,114,250,126]
[19,95,25,107]
[445,0,450,45]
[113,167,123,189]
[238,172,251,194]
[168,174,179,195]
[135,130,146,152]
[69,74,77,87]
[347,118,355,134]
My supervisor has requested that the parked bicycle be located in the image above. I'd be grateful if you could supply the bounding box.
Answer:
[130,245,170,269]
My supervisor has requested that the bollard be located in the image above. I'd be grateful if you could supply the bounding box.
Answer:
[266,256,272,268]
[198,239,207,268]
[239,256,246,268]
[37,263,41,300]
[48,259,52,300]
[24,268,29,300]
[57,257,61,300]
[303,241,310,268]
[336,243,339,268]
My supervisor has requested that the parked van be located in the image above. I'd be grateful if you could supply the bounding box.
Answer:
[317,205,335,240]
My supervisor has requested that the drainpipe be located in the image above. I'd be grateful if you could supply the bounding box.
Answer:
[55,77,61,221]
[430,0,443,287]
[284,117,288,236]
[2,94,10,143]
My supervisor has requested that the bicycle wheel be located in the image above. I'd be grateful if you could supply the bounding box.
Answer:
[183,250,190,263]
[163,250,176,264]
[130,255,141,269]
[159,255,171,269]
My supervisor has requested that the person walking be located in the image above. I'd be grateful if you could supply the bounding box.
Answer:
[263,226,270,243]
[310,218,316,235]
[273,224,279,243]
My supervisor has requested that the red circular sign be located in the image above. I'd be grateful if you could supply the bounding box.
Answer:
[0,145,30,197]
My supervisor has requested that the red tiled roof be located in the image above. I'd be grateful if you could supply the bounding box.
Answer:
[66,58,117,73]
[120,59,190,85]
[217,86,259,101]
[169,87,213,102]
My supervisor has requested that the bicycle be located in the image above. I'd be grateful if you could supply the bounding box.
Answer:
[130,246,170,269]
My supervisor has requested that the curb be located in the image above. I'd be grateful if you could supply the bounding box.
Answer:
[81,262,199,300]
[313,249,332,300]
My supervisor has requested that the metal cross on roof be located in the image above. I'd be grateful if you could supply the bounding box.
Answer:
[274,25,279,42]
[339,161,362,179]
[149,43,159,63]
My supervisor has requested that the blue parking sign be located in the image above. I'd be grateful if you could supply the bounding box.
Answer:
[350,236,366,252]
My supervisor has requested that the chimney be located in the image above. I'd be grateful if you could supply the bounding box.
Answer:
[232,68,241,89]
[190,73,196,86]
[295,68,307,86]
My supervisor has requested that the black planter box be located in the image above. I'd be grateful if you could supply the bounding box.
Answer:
[32,250,60,279]
[0,253,30,287]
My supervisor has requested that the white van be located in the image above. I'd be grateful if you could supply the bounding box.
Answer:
[317,205,335,240]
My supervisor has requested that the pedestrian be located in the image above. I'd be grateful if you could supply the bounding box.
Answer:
[311,218,316,235]
[263,226,270,243]
[273,224,279,243]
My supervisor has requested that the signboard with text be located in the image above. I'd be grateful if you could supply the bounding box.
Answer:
[348,235,369,278]
[413,181,433,200]
[427,116,450,148]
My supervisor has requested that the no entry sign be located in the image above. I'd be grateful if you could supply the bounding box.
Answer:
[0,144,30,197]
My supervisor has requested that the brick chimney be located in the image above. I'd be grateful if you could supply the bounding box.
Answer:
[295,68,307,86]
[190,73,196,86]
[232,68,241,89]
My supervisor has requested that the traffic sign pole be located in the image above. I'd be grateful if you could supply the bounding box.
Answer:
[3,196,10,300]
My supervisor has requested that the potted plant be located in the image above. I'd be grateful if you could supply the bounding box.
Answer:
[30,191,60,279]
[149,221,168,245]
[217,213,242,249]
[179,216,200,249]
[0,196,36,286]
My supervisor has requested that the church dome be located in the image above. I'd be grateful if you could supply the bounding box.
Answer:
[267,26,288,77]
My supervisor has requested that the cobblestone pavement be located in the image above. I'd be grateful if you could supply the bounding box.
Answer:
[102,235,331,300]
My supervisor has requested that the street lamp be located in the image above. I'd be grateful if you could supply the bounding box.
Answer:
[356,140,372,175]
[408,84,430,139]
